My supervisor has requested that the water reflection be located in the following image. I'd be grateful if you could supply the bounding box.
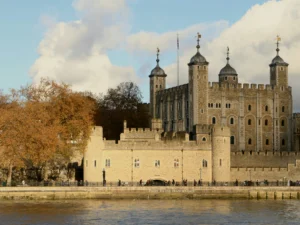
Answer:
[0,200,299,225]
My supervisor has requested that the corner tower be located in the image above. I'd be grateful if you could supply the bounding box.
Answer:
[270,36,289,87]
[219,47,238,85]
[187,33,209,131]
[149,48,167,119]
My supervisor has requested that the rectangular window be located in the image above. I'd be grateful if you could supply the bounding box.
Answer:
[86,160,88,167]
[155,160,160,167]
[220,159,222,166]
[134,159,140,168]
[105,159,110,167]
[94,160,97,168]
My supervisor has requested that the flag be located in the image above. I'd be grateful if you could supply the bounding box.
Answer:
[198,32,201,39]
[177,34,179,49]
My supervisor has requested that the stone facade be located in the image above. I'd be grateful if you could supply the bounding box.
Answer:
[84,37,300,183]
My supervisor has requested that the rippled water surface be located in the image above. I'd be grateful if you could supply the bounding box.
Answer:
[0,199,300,225]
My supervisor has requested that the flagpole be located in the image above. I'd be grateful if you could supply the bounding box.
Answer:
[177,33,179,86]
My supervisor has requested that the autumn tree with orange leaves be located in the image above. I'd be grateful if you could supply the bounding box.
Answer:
[0,79,95,183]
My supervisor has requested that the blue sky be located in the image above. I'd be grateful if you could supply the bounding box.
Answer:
[1,0,300,111]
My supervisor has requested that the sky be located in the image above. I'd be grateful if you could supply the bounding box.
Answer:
[1,0,300,111]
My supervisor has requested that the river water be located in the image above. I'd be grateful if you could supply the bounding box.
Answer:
[0,199,299,225]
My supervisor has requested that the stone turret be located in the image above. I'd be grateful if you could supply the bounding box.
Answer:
[149,48,167,119]
[188,33,209,131]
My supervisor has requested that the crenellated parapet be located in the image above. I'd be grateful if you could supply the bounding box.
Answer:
[208,82,292,94]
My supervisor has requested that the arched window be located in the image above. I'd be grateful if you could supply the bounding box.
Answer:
[282,106,285,112]
[202,137,206,142]
[265,119,268,126]
[212,117,216,124]
[219,103,221,108]
[266,139,269,145]
[248,105,251,111]
[281,120,285,126]
[230,136,235,145]
[282,139,285,146]
[248,119,251,125]
[248,138,252,145]
[265,105,268,111]
[230,118,234,125]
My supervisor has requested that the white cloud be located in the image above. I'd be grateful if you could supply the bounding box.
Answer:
[30,0,136,94]
[126,0,300,111]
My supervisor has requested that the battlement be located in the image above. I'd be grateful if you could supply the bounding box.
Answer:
[156,83,188,95]
[208,82,292,93]
[103,138,206,150]
[231,151,299,156]
[231,167,288,172]
[124,127,156,133]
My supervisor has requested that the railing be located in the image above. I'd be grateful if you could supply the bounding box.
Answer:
[1,180,300,187]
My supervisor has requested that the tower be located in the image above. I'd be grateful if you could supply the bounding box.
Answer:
[212,126,231,182]
[269,36,289,87]
[219,47,238,85]
[149,48,167,120]
[187,33,209,132]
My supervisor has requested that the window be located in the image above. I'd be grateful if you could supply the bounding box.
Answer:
[174,159,179,168]
[94,160,97,168]
[156,85,158,88]
[230,118,234,125]
[220,159,222,166]
[208,103,211,107]
[248,138,252,145]
[225,76,228,80]
[219,103,221,108]
[259,119,261,125]
[155,160,160,167]
[160,85,162,88]
[265,105,268,112]
[203,66,207,70]
[230,136,235,145]
[280,67,284,71]
[212,117,216,124]
[216,104,218,108]
[282,139,285,146]
[202,160,208,168]
[134,159,140,168]
[233,77,236,80]
[86,160,88,167]
[265,119,268,126]
[248,105,251,111]
[266,139,269,145]
[281,120,285,126]
[105,159,110,167]
[282,106,285,112]
[248,119,251,125]
[202,137,206,142]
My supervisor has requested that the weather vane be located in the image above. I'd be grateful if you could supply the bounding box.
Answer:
[276,35,281,56]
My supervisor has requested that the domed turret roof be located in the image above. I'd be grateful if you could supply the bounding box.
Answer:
[188,33,209,66]
[219,47,238,76]
[149,48,167,77]
[150,65,166,76]
[269,37,289,66]
[189,52,208,65]
[219,63,237,76]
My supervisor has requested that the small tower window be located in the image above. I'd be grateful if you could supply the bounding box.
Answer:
[225,76,228,80]
[248,138,252,145]
[94,160,97,167]
[212,117,216,124]
[266,139,269,145]
[233,77,236,80]
[220,159,222,166]
[280,67,284,71]
[248,105,251,111]
[281,120,285,126]
[265,105,268,112]
[248,119,251,125]
[282,139,285,146]
[230,118,234,125]
[230,136,235,145]
[282,106,285,112]
[202,137,206,142]
[203,66,207,70]
[202,160,208,168]
[265,119,268,126]
[156,85,158,88]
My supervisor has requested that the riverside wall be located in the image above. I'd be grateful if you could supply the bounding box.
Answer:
[1,187,300,200]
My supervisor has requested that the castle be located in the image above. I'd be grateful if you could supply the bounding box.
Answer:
[84,35,300,184]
